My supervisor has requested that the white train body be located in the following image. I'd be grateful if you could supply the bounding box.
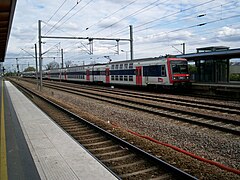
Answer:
[23,57,190,87]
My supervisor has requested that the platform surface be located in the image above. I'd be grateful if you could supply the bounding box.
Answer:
[2,80,117,180]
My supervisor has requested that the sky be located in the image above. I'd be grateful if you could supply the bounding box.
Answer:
[4,0,240,72]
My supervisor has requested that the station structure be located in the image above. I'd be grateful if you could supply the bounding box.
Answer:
[177,46,240,83]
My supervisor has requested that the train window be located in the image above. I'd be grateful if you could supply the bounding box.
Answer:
[161,65,166,76]
[129,63,133,69]
[129,76,133,81]
[111,65,114,70]
[124,76,128,81]
[120,64,123,69]
[115,64,119,69]
[120,76,123,81]
[115,75,119,80]
[111,76,114,80]
[170,60,188,74]
[124,64,128,69]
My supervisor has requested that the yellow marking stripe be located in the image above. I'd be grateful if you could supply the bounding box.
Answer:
[0,80,8,180]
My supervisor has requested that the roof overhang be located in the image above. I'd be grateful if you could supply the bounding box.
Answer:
[177,48,240,61]
[0,0,17,62]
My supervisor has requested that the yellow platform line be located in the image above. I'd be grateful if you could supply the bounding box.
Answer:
[0,80,8,180]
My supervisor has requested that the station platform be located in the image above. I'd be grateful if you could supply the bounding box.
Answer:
[191,82,240,99]
[0,79,117,180]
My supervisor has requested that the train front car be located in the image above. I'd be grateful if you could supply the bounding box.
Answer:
[167,58,190,87]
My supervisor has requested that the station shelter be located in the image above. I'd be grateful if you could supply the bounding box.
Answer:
[194,46,229,83]
[177,46,240,83]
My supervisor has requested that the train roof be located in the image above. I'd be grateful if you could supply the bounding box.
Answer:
[108,56,185,64]
[45,56,186,71]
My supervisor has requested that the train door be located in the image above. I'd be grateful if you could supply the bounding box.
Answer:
[86,69,90,81]
[106,68,110,83]
[136,66,142,86]
[64,71,67,80]
[59,70,62,81]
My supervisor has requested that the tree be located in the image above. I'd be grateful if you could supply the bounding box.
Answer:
[188,64,197,73]
[45,61,60,70]
[65,60,72,68]
[24,66,36,72]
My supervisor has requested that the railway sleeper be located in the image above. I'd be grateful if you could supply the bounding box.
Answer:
[96,150,130,159]
[82,139,112,146]
[88,145,120,153]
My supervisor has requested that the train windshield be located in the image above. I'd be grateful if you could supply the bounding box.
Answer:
[170,60,188,74]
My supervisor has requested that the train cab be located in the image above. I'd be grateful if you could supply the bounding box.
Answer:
[167,58,190,86]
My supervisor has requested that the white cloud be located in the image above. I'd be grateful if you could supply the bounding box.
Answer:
[217,26,240,42]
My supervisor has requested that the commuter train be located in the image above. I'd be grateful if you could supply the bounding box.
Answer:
[22,56,190,88]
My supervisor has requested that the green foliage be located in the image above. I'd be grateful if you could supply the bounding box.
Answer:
[230,73,240,81]
[4,72,17,76]
[188,64,197,73]
[24,66,36,72]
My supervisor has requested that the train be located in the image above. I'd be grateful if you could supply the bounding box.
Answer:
[22,56,191,88]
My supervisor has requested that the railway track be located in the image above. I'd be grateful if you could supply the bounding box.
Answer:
[12,81,197,180]
[44,81,240,109]
[39,81,240,136]
[41,80,240,115]
[21,78,240,113]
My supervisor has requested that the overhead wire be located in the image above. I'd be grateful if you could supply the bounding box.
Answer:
[41,0,142,60]
[13,0,239,64]
[42,0,68,30]
[13,0,69,59]
[40,0,95,61]
[44,0,82,35]
[134,1,239,34]
[106,0,215,35]
[109,0,217,37]
[91,0,170,36]
[54,0,94,34]
[186,24,240,46]
[135,0,216,29]
[134,15,240,53]
[84,0,139,31]
[42,0,238,58]
[147,14,240,39]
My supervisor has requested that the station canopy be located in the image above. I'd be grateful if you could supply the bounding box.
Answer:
[0,0,17,62]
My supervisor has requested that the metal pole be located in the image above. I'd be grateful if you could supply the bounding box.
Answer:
[35,43,39,87]
[182,43,185,54]
[38,20,42,90]
[129,25,133,60]
[89,39,93,54]
[61,49,64,68]
[16,58,19,76]
[116,40,119,55]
